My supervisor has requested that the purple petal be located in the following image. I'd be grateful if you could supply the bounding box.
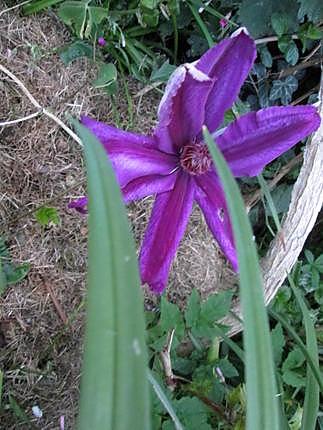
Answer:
[197,30,256,133]
[68,197,88,214]
[123,173,177,203]
[81,116,177,187]
[155,64,214,152]
[195,173,237,270]
[139,172,194,293]
[217,105,321,177]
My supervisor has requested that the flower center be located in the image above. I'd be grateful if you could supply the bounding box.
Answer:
[180,143,212,175]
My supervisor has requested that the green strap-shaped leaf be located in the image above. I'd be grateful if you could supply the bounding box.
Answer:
[203,126,280,430]
[75,121,150,430]
[288,275,319,430]
[23,0,64,15]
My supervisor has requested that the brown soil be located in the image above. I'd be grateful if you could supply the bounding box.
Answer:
[0,4,235,429]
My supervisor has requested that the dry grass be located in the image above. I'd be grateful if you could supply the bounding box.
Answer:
[0,4,236,428]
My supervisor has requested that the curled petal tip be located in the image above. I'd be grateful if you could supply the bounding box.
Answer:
[231,26,250,38]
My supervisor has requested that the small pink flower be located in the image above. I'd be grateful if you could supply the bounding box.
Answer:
[98,37,106,47]
[219,18,228,28]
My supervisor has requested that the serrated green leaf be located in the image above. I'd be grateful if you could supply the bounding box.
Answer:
[217,358,239,378]
[305,249,314,263]
[283,347,305,370]
[174,397,210,429]
[259,45,273,68]
[200,290,233,323]
[23,0,64,15]
[160,297,185,337]
[59,40,93,65]
[314,254,323,272]
[35,206,60,226]
[74,120,150,430]
[271,323,285,365]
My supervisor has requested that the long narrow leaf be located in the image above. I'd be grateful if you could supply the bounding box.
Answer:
[203,126,280,430]
[23,0,64,15]
[288,275,319,430]
[187,2,214,48]
[269,309,323,391]
[148,371,184,430]
[75,121,150,430]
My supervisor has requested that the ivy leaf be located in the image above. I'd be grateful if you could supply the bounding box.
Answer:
[297,0,323,23]
[269,76,298,105]
[285,40,299,65]
[239,0,272,37]
[59,40,93,65]
[35,206,60,226]
[265,183,293,216]
[93,63,118,95]
[271,13,288,37]
[239,0,299,38]
[259,45,272,68]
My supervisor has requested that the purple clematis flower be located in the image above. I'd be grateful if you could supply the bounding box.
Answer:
[72,29,320,294]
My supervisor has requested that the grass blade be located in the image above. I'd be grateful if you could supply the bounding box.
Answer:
[269,309,323,391]
[187,2,214,48]
[257,173,281,233]
[288,275,319,430]
[75,121,150,430]
[203,126,280,430]
[148,370,184,430]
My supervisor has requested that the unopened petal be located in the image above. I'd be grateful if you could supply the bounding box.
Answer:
[139,172,194,293]
[218,105,321,177]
